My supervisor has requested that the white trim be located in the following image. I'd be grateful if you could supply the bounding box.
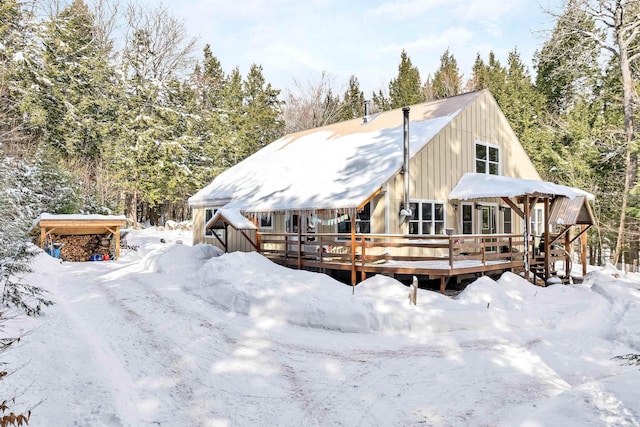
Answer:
[476,202,499,234]
[460,202,474,235]
[408,199,447,235]
[474,140,501,176]
[258,213,273,230]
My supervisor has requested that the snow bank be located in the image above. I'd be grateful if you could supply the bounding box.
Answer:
[188,252,617,337]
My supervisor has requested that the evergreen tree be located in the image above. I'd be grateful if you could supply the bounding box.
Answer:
[336,75,365,121]
[20,0,118,165]
[432,49,462,99]
[372,88,390,112]
[239,64,284,158]
[388,50,424,109]
[534,0,601,114]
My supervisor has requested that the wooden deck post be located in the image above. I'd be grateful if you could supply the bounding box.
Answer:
[439,277,446,294]
[544,198,550,283]
[297,215,302,270]
[360,237,366,282]
[565,229,571,278]
[581,225,588,277]
[523,196,530,281]
[350,214,356,287]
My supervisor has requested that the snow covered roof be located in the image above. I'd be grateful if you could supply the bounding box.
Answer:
[33,213,127,228]
[206,208,257,231]
[189,91,485,212]
[448,173,595,201]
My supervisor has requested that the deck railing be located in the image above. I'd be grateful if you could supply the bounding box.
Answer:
[260,232,527,277]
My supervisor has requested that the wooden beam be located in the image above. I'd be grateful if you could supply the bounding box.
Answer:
[240,230,260,251]
[358,188,382,211]
[501,197,524,219]
[549,227,571,246]
[569,224,591,245]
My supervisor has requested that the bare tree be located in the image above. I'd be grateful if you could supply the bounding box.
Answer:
[122,1,197,83]
[550,0,640,265]
[282,71,345,133]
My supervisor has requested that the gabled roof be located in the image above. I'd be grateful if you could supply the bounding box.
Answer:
[189,91,486,212]
[206,208,258,231]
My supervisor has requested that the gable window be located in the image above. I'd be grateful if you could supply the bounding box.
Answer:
[502,207,512,234]
[259,213,273,229]
[408,200,445,235]
[475,141,500,175]
[204,207,225,239]
[461,203,474,234]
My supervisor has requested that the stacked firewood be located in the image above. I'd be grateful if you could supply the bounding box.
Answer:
[55,235,112,262]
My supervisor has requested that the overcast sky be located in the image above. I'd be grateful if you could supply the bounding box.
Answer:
[163,0,562,95]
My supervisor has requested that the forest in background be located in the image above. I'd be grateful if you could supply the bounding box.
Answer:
[1,0,639,267]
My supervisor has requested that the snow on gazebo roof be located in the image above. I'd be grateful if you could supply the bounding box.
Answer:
[448,173,595,201]
[189,91,485,212]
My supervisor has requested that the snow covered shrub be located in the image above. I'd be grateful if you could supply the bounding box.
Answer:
[613,354,640,367]
[0,312,32,427]
[0,158,53,316]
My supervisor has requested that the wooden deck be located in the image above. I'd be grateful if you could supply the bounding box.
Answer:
[260,232,534,292]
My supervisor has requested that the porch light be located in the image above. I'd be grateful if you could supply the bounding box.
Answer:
[475,204,483,210]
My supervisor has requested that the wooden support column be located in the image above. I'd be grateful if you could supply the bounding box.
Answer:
[544,198,550,283]
[40,227,46,249]
[350,213,356,288]
[115,227,121,259]
[581,225,588,277]
[523,196,530,281]
[297,214,302,270]
[439,277,446,294]
[564,229,571,279]
[360,237,366,282]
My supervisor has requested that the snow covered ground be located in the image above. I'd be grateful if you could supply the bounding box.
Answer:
[2,228,640,426]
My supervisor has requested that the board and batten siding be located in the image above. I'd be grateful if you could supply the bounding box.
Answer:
[385,90,540,237]
[191,206,257,252]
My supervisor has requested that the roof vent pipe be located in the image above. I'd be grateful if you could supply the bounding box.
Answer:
[400,107,412,219]
[363,100,370,124]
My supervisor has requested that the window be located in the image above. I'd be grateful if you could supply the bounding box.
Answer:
[408,200,445,235]
[461,203,473,234]
[337,203,372,237]
[531,207,544,236]
[503,207,512,233]
[259,213,273,229]
[475,142,500,175]
[204,207,225,239]
[285,213,299,233]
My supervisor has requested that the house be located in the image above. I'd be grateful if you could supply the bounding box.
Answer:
[188,90,594,289]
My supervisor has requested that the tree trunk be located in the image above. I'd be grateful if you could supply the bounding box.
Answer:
[611,4,637,266]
